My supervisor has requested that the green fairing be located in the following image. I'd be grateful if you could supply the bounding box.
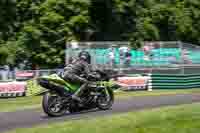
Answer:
[39,74,81,92]
[97,81,115,87]
[38,74,115,92]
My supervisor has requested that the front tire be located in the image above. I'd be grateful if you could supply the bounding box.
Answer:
[42,92,66,117]
[97,87,114,110]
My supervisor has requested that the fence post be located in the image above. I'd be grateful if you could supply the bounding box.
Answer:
[179,41,185,75]
[147,73,153,91]
[34,70,40,78]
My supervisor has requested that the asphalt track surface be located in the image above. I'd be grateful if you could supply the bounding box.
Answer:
[1,94,200,133]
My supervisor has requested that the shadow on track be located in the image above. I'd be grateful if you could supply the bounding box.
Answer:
[41,108,112,119]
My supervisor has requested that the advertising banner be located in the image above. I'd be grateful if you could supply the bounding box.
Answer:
[116,76,149,90]
[15,72,34,77]
[0,82,26,97]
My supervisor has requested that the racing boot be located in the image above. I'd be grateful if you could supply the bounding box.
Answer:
[71,83,88,103]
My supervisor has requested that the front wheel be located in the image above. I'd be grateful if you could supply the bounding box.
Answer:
[42,92,67,117]
[97,87,114,110]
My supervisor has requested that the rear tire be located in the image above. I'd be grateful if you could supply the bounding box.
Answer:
[97,87,114,110]
[42,92,66,117]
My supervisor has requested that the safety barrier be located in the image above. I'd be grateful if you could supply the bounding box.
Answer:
[116,76,150,91]
[0,81,26,98]
[0,79,45,98]
[1,73,200,98]
[148,74,200,89]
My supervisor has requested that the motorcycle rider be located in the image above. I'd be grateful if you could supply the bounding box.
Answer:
[63,51,95,102]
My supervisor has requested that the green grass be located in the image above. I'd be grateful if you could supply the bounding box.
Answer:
[1,88,200,112]
[0,96,41,112]
[5,103,200,133]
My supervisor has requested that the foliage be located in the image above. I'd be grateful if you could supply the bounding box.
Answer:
[0,46,9,65]
[0,95,41,112]
[1,0,200,68]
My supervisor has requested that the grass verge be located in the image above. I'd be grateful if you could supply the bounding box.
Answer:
[5,103,200,133]
[0,96,41,112]
[1,88,200,112]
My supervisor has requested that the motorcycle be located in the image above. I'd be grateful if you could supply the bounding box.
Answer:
[37,69,120,117]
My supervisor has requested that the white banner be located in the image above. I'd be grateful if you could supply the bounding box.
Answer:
[0,82,26,94]
[116,76,149,90]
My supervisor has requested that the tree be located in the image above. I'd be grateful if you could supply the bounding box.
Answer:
[1,0,200,68]
[0,0,17,41]
[14,0,90,68]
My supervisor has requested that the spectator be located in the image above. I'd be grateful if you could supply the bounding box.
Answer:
[119,46,131,68]
[125,50,132,67]
[182,49,192,64]
[108,47,115,68]
[142,42,156,61]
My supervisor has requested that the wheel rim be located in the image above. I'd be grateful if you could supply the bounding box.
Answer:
[98,90,111,106]
[48,97,64,114]
[49,102,62,113]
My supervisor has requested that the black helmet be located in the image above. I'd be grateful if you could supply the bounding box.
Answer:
[78,51,91,64]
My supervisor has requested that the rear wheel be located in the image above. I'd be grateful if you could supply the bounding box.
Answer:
[97,87,114,110]
[42,92,67,117]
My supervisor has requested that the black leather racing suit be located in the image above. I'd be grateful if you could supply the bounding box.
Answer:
[63,59,92,98]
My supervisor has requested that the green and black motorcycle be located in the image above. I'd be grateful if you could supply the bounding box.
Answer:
[37,69,120,117]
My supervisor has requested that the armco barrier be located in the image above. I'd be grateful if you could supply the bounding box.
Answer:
[148,74,200,89]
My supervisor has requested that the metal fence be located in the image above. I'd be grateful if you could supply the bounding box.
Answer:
[1,41,200,81]
[0,69,63,81]
[66,41,200,75]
